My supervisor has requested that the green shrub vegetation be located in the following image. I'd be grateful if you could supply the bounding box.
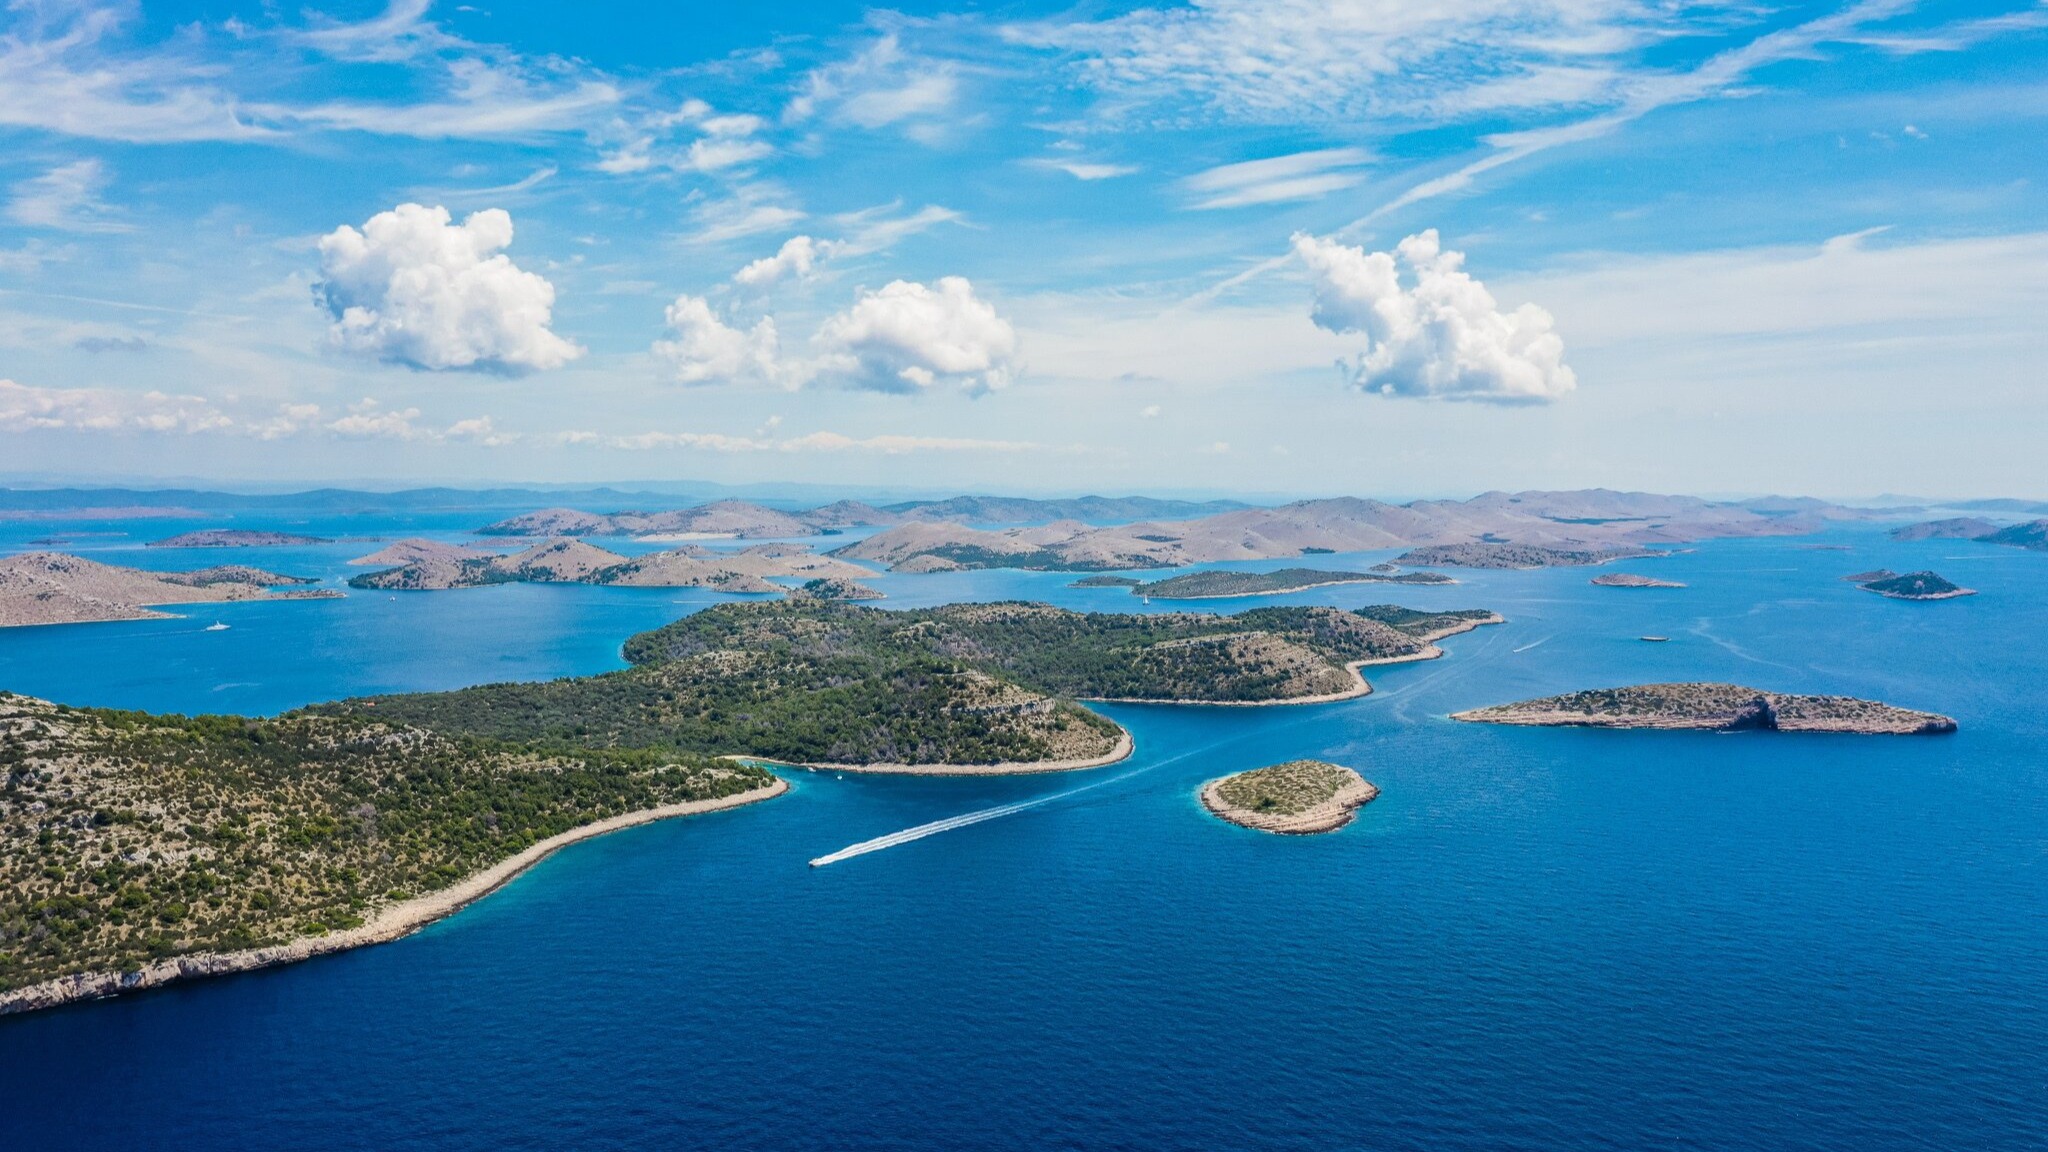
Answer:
[321,600,1497,751]
[1213,760,1358,816]
[0,692,771,993]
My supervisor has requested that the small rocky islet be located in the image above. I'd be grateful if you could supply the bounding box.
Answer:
[1200,760,1379,834]
[1590,572,1686,588]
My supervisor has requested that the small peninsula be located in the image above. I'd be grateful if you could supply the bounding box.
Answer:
[1858,570,1975,600]
[1591,573,1686,588]
[149,529,333,548]
[1200,761,1379,834]
[1452,683,1956,734]
[1131,567,1454,599]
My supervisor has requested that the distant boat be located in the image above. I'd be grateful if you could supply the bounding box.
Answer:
[1640,635,1669,642]
[204,622,230,632]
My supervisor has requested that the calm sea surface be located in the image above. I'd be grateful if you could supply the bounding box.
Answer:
[1,514,2043,1150]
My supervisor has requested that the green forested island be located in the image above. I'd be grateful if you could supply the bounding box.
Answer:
[323,600,1502,756]
[1858,570,1975,600]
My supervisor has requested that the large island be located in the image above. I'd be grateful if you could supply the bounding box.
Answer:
[1452,683,1956,734]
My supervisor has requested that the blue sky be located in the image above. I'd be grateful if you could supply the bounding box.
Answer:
[1,0,2044,497]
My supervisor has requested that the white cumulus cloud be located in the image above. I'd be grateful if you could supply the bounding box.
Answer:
[654,275,1017,394]
[1292,229,1575,403]
[733,235,839,287]
[315,203,582,373]
[813,277,1017,393]
[653,295,785,386]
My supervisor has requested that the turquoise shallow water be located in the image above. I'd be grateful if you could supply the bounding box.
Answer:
[1,517,2045,1150]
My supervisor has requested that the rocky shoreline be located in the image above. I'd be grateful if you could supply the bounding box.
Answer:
[0,779,788,1017]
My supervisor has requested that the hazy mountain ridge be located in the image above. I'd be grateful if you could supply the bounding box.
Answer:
[833,489,1874,573]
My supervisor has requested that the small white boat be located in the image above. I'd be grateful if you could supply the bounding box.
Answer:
[204,622,230,632]
[1640,635,1670,643]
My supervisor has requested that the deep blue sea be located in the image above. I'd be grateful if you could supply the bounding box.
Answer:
[2,512,2044,1150]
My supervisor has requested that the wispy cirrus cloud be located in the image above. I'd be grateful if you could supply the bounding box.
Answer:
[1006,0,1688,126]
[0,4,272,143]
[7,160,133,233]
[1184,147,1374,209]
[596,99,774,175]
[1032,159,1139,181]
[0,0,619,145]
[786,34,960,139]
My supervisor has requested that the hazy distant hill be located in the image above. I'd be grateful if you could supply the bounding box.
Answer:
[834,489,1853,573]
[1887,516,2048,551]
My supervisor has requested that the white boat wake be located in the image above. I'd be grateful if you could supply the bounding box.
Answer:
[810,621,1515,868]
[809,740,1233,868]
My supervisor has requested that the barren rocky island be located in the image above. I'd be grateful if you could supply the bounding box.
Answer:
[1452,683,1956,734]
